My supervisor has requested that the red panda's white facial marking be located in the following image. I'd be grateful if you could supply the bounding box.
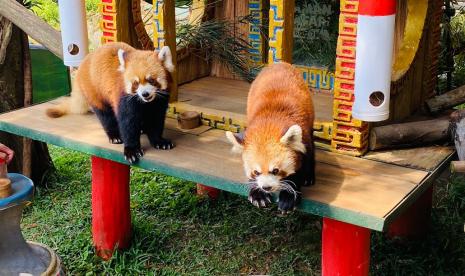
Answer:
[242,143,299,192]
[118,47,171,103]
[227,125,305,193]
[126,77,139,95]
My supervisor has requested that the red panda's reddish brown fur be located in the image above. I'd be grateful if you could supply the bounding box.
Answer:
[46,42,170,117]
[45,42,175,163]
[226,62,315,211]
[242,62,314,178]
[246,62,314,149]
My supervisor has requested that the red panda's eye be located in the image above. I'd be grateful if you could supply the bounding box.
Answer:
[253,170,261,177]
[147,78,160,88]
[271,168,279,175]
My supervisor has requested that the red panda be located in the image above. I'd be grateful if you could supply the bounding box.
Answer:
[46,42,175,163]
[226,62,315,211]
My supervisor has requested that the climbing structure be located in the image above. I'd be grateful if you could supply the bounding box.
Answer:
[98,0,442,156]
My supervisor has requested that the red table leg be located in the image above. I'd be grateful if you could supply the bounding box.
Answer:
[91,156,131,260]
[196,183,220,199]
[322,218,371,276]
[388,186,433,238]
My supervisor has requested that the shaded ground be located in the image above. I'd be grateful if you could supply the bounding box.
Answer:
[21,146,465,275]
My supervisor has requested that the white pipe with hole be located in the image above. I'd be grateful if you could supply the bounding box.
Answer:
[58,0,89,67]
[352,0,396,122]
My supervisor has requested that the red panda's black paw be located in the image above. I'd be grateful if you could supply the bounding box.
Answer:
[278,190,300,212]
[109,137,123,144]
[152,139,175,150]
[248,187,272,208]
[124,147,144,164]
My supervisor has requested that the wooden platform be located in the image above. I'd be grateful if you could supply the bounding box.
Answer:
[0,100,454,231]
[178,77,334,122]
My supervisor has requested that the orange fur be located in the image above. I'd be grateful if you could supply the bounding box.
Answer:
[46,42,171,117]
[234,62,314,179]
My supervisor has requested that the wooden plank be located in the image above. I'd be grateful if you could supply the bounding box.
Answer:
[0,0,62,59]
[178,77,334,121]
[177,49,211,85]
[382,151,453,230]
[0,100,438,231]
[364,146,455,172]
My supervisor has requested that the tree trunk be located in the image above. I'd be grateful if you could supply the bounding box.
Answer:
[0,16,53,185]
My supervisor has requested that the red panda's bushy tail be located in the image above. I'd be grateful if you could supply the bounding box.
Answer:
[46,86,89,118]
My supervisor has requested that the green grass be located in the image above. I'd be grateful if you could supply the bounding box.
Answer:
[21,146,465,275]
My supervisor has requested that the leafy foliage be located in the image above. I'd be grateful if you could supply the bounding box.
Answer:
[177,18,258,82]
[438,2,465,93]
[31,0,101,29]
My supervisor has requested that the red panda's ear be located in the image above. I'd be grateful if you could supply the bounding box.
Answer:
[280,125,306,153]
[157,46,175,73]
[226,131,244,153]
[117,49,126,72]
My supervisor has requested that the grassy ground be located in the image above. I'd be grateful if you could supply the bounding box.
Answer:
[20,146,465,275]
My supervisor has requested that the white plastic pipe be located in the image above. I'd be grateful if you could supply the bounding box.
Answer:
[58,0,89,67]
[352,0,396,122]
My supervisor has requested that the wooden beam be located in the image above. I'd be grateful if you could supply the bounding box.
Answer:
[0,0,62,59]
[426,84,465,113]
[451,161,465,173]
[369,118,450,150]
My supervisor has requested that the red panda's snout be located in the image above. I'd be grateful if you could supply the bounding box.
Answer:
[242,144,301,193]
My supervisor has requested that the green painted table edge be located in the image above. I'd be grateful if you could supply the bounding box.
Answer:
[1,120,388,231]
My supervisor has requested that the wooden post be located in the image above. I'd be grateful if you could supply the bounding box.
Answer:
[268,0,295,63]
[0,0,62,59]
[153,0,178,102]
[388,186,433,238]
[322,218,371,276]
[196,183,220,199]
[91,156,131,260]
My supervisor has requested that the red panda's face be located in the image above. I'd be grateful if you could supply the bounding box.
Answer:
[118,46,174,102]
[226,125,306,193]
[242,142,300,192]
